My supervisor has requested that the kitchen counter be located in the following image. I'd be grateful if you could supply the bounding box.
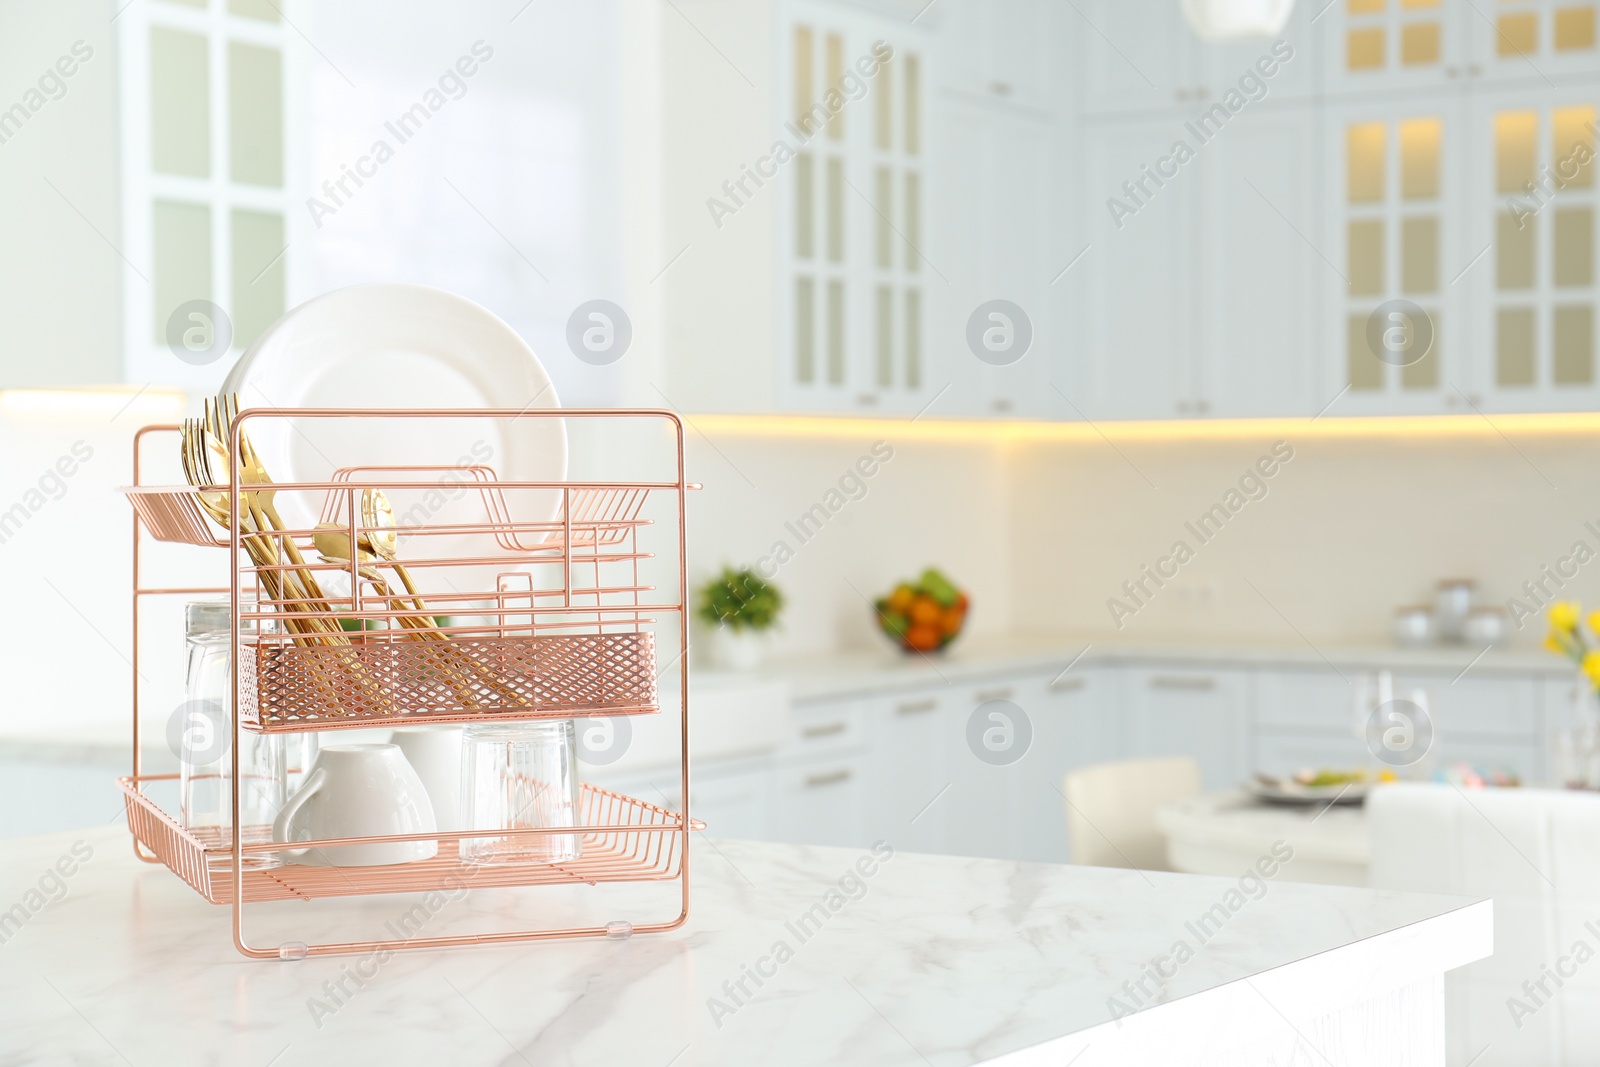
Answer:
[2,824,1490,1065]
[730,630,1570,702]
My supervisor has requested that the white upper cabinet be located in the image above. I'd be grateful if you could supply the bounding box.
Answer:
[929,99,1064,419]
[1321,0,1472,96]
[1079,0,1317,117]
[1194,106,1324,417]
[1190,2,1320,105]
[1321,94,1474,413]
[936,0,1062,113]
[1079,0,1201,115]
[1079,102,1323,420]
[1466,0,1600,85]
[1079,116,1197,419]
[659,1,935,416]
[1466,86,1600,410]
[662,0,1597,422]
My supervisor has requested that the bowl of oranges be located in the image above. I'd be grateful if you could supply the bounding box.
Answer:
[874,568,969,654]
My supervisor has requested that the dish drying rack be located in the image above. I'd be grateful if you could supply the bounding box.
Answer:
[121,408,696,959]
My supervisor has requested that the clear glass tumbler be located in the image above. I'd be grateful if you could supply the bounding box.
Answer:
[460,721,581,864]
[178,599,285,868]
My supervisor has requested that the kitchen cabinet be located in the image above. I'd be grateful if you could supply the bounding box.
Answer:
[942,676,1036,859]
[660,0,936,416]
[1079,103,1323,419]
[1466,0,1600,87]
[1125,666,1253,789]
[1193,104,1324,416]
[1318,0,1599,98]
[929,99,1063,419]
[1079,116,1197,418]
[865,686,952,852]
[597,759,774,842]
[934,0,1061,114]
[1256,729,1368,777]
[1465,84,1600,411]
[1077,0,1317,117]
[1322,92,1474,413]
[770,752,870,847]
[615,650,1562,863]
[1006,668,1124,863]
[1077,0,1199,116]
[1320,0,1472,98]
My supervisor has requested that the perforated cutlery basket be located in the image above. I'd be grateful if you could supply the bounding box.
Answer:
[120,408,695,959]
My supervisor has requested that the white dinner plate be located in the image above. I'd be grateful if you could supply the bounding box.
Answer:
[1248,776,1370,807]
[220,284,566,599]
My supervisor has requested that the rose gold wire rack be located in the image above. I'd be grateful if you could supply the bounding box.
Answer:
[123,408,696,959]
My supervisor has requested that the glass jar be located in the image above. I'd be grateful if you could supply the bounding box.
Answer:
[460,720,581,865]
[178,599,285,868]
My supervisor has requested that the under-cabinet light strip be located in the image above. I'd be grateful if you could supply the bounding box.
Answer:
[684,411,1600,442]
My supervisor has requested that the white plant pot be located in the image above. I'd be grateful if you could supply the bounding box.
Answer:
[708,626,770,672]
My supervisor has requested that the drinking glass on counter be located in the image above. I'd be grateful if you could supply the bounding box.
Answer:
[460,721,581,864]
[178,599,285,868]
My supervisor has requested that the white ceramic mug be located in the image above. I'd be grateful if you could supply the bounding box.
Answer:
[272,743,437,866]
[389,726,463,832]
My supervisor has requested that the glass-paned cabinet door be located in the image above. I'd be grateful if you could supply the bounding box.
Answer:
[776,10,932,415]
[1324,98,1470,413]
[121,0,290,388]
[1467,88,1598,409]
[1469,0,1600,84]
[1322,0,1472,96]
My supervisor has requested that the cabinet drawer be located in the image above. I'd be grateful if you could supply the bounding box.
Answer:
[1256,729,1367,776]
[1258,669,1541,738]
[1257,671,1357,730]
[770,754,869,848]
[786,699,868,756]
[1395,675,1539,738]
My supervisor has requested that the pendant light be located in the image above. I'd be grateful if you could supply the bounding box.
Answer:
[1179,0,1295,41]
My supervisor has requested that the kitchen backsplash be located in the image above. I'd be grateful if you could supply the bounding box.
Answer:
[4,410,1598,739]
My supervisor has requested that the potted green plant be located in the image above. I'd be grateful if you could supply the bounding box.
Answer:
[695,566,784,670]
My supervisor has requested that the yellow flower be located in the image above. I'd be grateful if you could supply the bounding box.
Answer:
[1583,650,1600,688]
[1551,601,1581,631]
[1588,610,1600,634]
[1548,633,1569,655]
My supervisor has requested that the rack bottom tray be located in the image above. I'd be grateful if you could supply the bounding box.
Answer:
[120,776,687,904]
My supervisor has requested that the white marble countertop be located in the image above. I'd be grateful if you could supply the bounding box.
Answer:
[714,629,1569,704]
[1,824,1490,1065]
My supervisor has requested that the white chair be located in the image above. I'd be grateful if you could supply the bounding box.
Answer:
[1368,783,1600,1066]
[1062,756,1201,870]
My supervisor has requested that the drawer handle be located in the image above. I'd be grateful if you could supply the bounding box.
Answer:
[1049,676,1086,693]
[1150,675,1216,691]
[897,698,938,715]
[801,721,849,739]
[975,686,1014,702]
[804,768,853,788]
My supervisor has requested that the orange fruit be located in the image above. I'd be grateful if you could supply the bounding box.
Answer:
[904,623,941,651]
[909,596,942,626]
[887,584,916,614]
[939,607,964,636]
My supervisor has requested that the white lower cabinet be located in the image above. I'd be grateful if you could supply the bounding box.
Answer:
[770,754,870,848]
[1124,666,1253,790]
[1004,669,1123,864]
[645,656,1560,862]
[1257,730,1368,777]
[866,686,954,854]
